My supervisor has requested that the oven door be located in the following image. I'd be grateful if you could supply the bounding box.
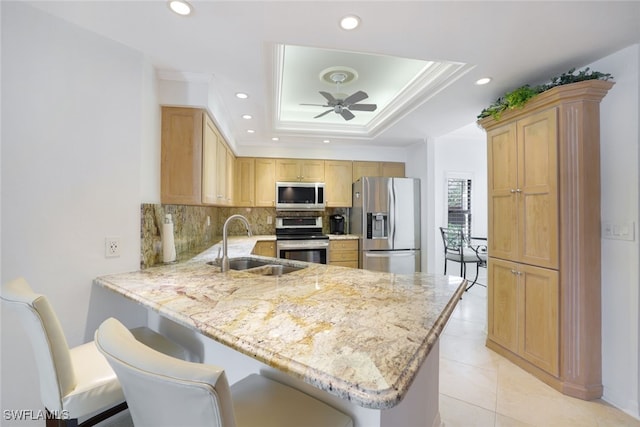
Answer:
[276,239,329,264]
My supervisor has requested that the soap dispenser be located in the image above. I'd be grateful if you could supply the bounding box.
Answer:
[162,213,177,263]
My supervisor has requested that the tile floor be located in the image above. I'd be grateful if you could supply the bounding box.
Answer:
[439,277,640,427]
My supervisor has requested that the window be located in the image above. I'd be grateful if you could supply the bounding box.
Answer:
[447,177,472,240]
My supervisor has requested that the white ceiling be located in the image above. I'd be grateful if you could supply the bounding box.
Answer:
[26,1,640,151]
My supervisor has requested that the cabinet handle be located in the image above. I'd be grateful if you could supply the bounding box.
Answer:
[510,189,516,193]
[516,188,522,193]
[511,269,518,274]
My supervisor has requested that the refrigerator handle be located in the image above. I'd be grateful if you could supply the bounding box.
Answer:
[389,178,396,244]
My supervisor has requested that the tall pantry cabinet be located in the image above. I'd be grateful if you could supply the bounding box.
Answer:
[478,80,613,400]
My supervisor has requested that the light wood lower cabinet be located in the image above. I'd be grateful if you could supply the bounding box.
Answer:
[329,239,359,268]
[251,240,276,258]
[488,258,559,376]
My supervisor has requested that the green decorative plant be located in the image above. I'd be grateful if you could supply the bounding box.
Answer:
[478,67,613,120]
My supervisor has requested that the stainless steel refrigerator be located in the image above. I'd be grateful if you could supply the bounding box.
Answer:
[350,177,421,274]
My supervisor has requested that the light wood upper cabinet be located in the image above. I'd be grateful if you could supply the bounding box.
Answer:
[381,162,405,178]
[487,108,558,269]
[352,161,405,182]
[161,106,234,206]
[352,161,380,182]
[275,159,325,182]
[201,114,219,205]
[226,148,235,205]
[234,157,255,207]
[161,107,204,205]
[325,160,353,207]
[255,158,276,207]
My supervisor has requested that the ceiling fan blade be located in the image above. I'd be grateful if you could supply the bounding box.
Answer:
[300,103,329,107]
[348,103,377,112]
[319,91,338,105]
[340,109,355,121]
[343,90,368,105]
[314,109,334,119]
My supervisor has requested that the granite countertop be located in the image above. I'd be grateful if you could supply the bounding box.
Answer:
[327,234,359,240]
[95,236,465,409]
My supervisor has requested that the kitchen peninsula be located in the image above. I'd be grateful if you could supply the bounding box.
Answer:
[95,237,466,427]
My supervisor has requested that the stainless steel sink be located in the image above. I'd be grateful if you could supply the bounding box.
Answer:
[209,257,307,276]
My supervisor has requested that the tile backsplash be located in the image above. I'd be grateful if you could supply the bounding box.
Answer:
[141,203,348,269]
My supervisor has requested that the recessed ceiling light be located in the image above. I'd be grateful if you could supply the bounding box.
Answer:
[272,137,280,141]
[247,129,255,134]
[242,114,252,119]
[235,92,248,99]
[340,15,360,30]
[168,0,192,16]
[475,77,492,85]
[323,140,331,144]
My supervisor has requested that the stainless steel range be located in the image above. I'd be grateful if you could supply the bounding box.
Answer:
[275,216,329,264]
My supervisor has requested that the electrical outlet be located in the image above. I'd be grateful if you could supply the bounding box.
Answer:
[105,236,121,258]
[602,221,635,241]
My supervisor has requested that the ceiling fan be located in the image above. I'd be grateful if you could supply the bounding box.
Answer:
[301,72,377,121]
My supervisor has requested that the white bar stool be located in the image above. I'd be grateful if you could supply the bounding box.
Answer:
[95,317,354,427]
[1,277,187,426]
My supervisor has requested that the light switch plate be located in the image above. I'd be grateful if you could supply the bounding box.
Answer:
[602,221,635,241]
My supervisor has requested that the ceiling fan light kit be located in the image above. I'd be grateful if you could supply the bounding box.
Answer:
[302,68,377,121]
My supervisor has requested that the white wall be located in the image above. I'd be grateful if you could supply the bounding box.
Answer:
[1,3,159,422]
[431,124,488,275]
[590,44,640,418]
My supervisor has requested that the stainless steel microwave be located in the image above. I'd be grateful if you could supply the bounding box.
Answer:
[275,182,325,211]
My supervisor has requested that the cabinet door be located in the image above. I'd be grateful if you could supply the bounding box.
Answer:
[226,149,235,205]
[300,159,325,181]
[252,240,276,257]
[275,158,300,181]
[215,137,227,204]
[352,161,381,182]
[519,263,559,376]
[517,108,558,269]
[255,158,276,207]
[487,123,518,261]
[161,107,203,205]
[325,160,353,207]
[381,162,405,177]
[201,114,218,205]
[235,158,255,207]
[487,258,519,353]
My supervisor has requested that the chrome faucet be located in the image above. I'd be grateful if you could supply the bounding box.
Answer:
[221,214,252,272]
